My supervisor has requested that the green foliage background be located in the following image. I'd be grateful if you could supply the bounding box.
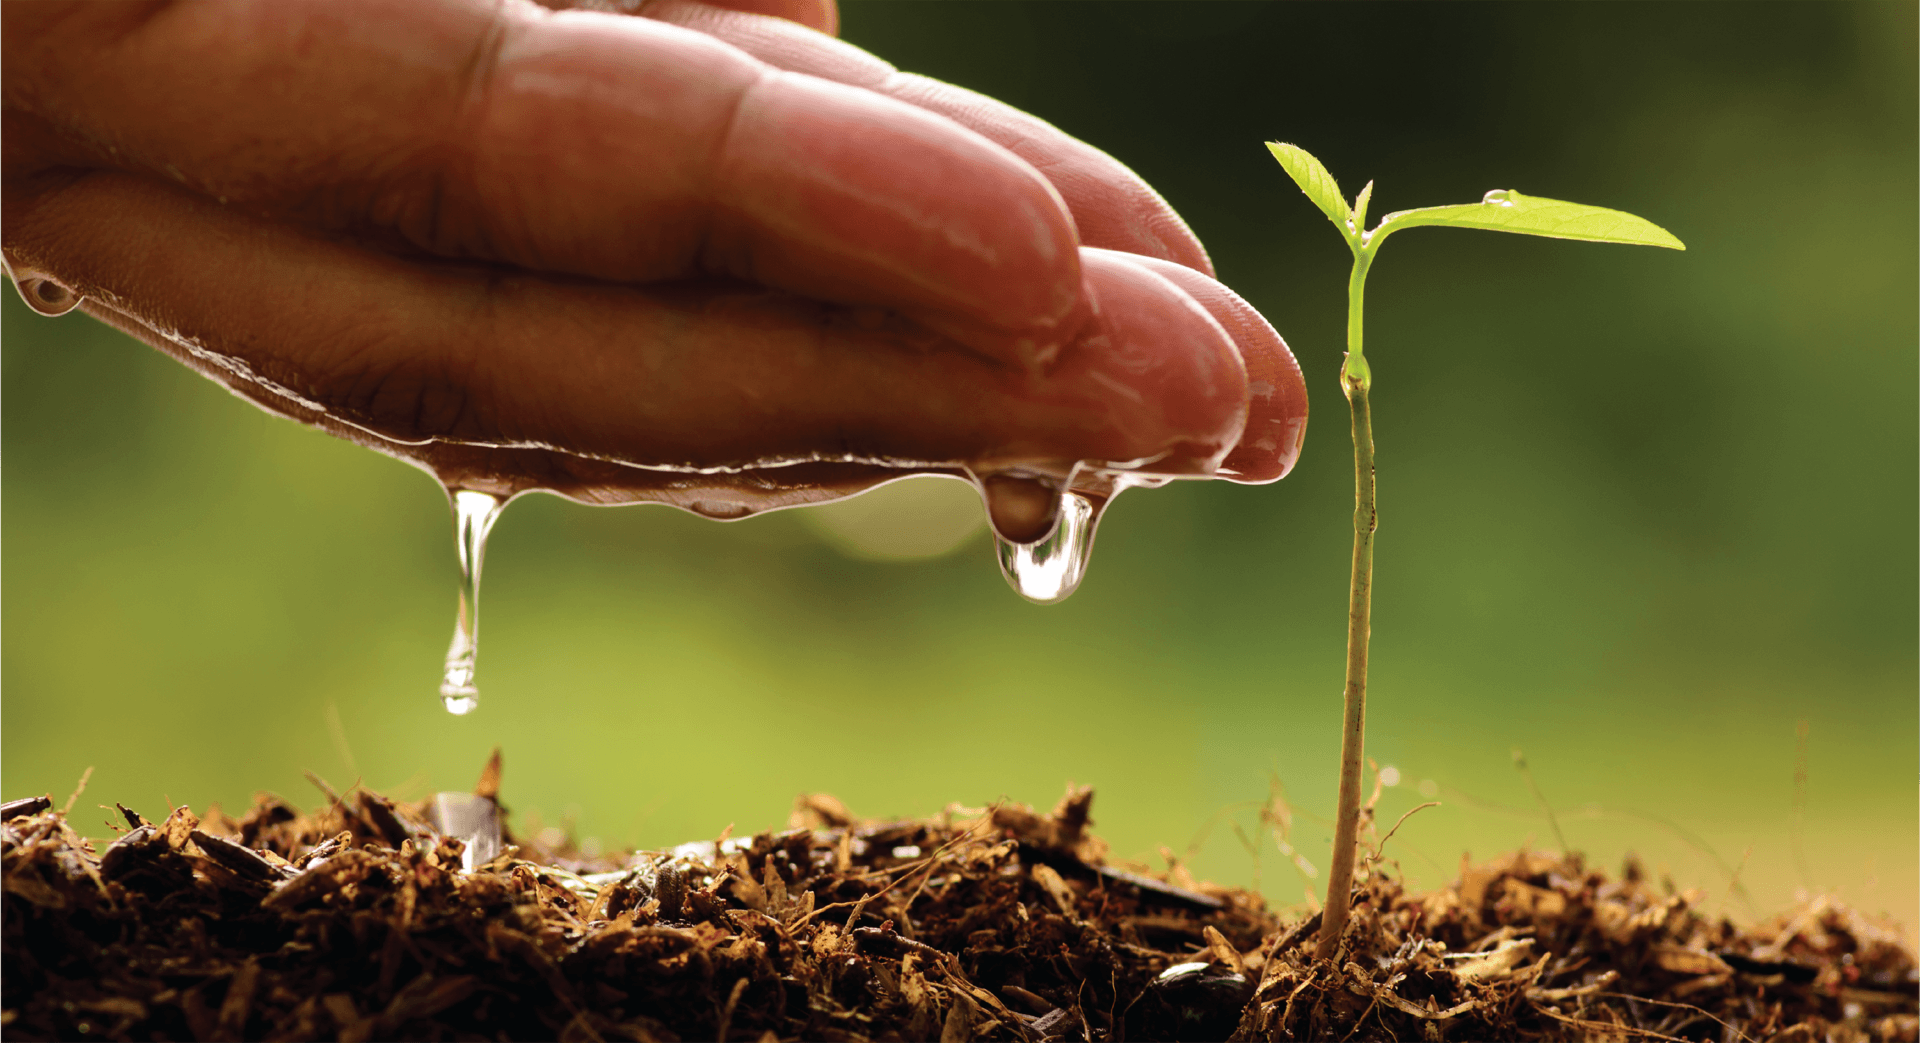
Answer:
[5,2,1914,929]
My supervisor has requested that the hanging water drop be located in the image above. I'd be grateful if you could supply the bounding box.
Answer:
[980,473,1060,545]
[993,489,1104,604]
[14,275,82,317]
[440,488,506,715]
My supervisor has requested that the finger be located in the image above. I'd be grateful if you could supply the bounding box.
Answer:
[1099,251,1309,483]
[8,0,1083,368]
[40,287,917,516]
[65,288,929,516]
[9,170,1247,504]
[668,0,838,35]
[634,0,1215,275]
[531,0,838,35]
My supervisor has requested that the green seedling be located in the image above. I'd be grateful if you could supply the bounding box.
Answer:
[1266,142,1684,962]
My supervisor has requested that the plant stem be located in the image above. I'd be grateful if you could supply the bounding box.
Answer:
[1317,247,1376,961]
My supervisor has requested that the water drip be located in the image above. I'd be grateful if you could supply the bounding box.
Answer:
[14,275,82,317]
[980,473,1060,544]
[417,457,1182,710]
[690,500,752,519]
[440,488,506,715]
[993,489,1104,604]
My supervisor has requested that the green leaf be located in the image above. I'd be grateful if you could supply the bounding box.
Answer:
[1266,142,1351,235]
[1372,189,1685,250]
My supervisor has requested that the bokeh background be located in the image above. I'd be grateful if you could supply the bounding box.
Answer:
[6,2,1915,931]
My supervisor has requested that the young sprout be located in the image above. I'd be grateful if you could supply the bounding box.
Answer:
[1266,142,1684,962]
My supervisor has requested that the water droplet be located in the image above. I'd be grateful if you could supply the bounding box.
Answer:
[14,275,82,317]
[981,473,1060,544]
[690,500,752,519]
[440,488,507,714]
[993,489,1104,604]
[1481,189,1514,207]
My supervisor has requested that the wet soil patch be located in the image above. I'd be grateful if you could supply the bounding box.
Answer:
[3,763,1914,1041]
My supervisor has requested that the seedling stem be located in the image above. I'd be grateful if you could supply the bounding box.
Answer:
[1325,219,1377,963]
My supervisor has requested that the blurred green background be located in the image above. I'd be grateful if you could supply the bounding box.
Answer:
[5,3,1914,931]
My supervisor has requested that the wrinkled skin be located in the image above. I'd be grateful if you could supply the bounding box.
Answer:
[1,0,1307,538]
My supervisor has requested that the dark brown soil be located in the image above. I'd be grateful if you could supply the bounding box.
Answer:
[3,759,1914,1042]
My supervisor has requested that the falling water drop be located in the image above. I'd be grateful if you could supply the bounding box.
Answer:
[993,489,1104,604]
[440,488,507,715]
[14,275,83,317]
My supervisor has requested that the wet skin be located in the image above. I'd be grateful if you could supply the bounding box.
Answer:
[1,0,1308,540]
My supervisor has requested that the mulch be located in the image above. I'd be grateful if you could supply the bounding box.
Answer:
[3,756,1914,1041]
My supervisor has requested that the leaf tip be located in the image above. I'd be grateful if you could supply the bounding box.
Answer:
[1636,224,1687,251]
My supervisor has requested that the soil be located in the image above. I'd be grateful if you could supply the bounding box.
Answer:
[3,757,1914,1042]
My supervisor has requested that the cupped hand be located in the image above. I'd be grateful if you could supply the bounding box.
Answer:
[1,0,1306,528]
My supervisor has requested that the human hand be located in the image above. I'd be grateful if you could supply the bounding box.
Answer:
[2,0,1306,539]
